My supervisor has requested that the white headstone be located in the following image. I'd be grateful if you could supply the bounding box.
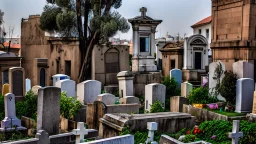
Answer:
[145,83,166,112]
[235,78,254,113]
[97,93,116,105]
[228,120,243,144]
[72,122,88,144]
[52,74,70,86]
[145,122,158,144]
[181,82,193,97]
[56,79,76,97]
[77,80,101,104]
[25,78,31,93]
[120,96,140,104]
[0,93,26,131]
[233,61,254,79]
[170,69,182,88]
[209,61,226,100]
[117,71,134,98]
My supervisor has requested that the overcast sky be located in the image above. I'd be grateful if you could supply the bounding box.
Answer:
[0,0,211,40]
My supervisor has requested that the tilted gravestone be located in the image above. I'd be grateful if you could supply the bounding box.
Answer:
[235,78,254,113]
[37,87,61,135]
[56,79,76,97]
[97,93,116,105]
[145,83,166,112]
[0,93,26,131]
[170,69,182,88]
[77,80,101,104]
[8,67,25,98]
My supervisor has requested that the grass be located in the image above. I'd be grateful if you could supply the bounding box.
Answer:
[203,108,246,117]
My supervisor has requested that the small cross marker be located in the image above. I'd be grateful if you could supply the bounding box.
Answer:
[140,7,147,18]
[72,122,88,143]
[228,120,243,144]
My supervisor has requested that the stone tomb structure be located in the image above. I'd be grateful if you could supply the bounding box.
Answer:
[128,7,162,72]
[99,112,195,138]
[8,67,25,100]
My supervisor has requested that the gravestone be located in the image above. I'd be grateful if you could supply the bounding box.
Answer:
[32,85,42,95]
[145,122,158,144]
[253,91,256,114]
[72,122,88,143]
[170,96,189,112]
[209,61,225,100]
[26,78,31,93]
[145,83,166,112]
[0,93,26,131]
[228,120,243,144]
[117,71,134,98]
[120,96,140,104]
[77,80,101,104]
[9,67,25,98]
[235,78,254,113]
[2,83,9,96]
[233,61,254,79]
[37,87,61,135]
[56,79,76,97]
[97,93,116,105]
[181,82,193,97]
[170,69,182,88]
[52,74,70,86]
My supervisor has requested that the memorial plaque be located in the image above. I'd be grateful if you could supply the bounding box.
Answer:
[12,70,23,96]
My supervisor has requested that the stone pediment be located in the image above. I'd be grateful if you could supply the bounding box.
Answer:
[162,41,184,49]
[191,39,205,45]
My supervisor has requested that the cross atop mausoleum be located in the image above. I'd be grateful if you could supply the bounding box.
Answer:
[140,7,147,18]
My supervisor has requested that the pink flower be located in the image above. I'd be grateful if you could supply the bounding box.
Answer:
[211,135,216,139]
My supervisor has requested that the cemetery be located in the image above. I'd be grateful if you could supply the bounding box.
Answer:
[1,0,256,144]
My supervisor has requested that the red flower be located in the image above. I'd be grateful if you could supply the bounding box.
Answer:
[193,126,202,134]
[186,130,191,134]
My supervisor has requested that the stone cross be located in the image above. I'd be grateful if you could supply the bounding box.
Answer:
[140,7,147,18]
[145,122,158,144]
[228,120,243,144]
[72,122,88,143]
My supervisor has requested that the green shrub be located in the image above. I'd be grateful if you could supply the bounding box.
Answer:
[0,95,4,120]
[161,76,180,111]
[60,92,82,119]
[16,90,37,120]
[150,100,165,113]
[219,71,237,105]
[188,87,218,104]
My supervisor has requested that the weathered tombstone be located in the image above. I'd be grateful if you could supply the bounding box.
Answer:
[228,120,243,144]
[72,122,88,143]
[26,78,31,93]
[252,91,256,114]
[2,83,9,96]
[52,74,70,86]
[170,69,182,88]
[37,87,61,135]
[145,122,158,144]
[97,93,116,105]
[233,61,254,79]
[120,96,140,104]
[181,82,193,97]
[170,96,189,112]
[9,67,25,98]
[32,85,42,95]
[209,61,225,100]
[145,83,166,112]
[235,78,254,113]
[56,79,76,97]
[77,80,101,104]
[0,93,26,131]
[117,71,134,98]
[35,130,50,144]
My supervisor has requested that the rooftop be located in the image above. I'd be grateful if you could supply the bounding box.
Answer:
[191,16,211,28]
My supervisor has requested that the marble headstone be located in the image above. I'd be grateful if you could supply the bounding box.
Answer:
[170,69,182,88]
[181,82,193,97]
[97,93,116,105]
[235,78,254,113]
[52,74,70,87]
[120,96,140,104]
[209,61,225,100]
[233,61,254,79]
[26,78,31,93]
[37,87,61,135]
[145,83,166,112]
[56,79,76,97]
[117,71,134,98]
[77,80,101,104]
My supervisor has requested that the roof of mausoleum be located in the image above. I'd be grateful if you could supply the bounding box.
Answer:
[191,16,211,28]
[159,41,184,52]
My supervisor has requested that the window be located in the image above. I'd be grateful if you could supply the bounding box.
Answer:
[171,60,175,69]
[65,60,71,76]
[56,60,60,74]
[206,29,209,39]
[140,37,150,52]
[199,29,201,35]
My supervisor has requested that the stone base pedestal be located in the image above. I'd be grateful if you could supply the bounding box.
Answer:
[246,113,256,122]
[1,117,22,128]
[132,57,157,72]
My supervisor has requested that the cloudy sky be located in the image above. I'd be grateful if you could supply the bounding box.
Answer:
[0,0,211,40]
